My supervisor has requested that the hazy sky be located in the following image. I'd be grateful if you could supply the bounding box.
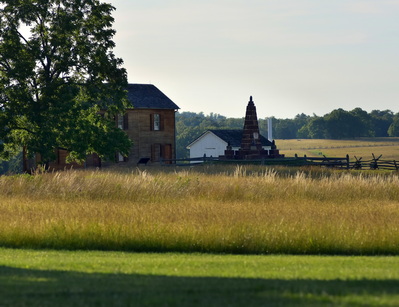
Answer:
[110,0,399,119]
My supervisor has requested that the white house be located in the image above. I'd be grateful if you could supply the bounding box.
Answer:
[187,129,273,160]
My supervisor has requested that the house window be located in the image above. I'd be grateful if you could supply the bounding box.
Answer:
[116,152,128,163]
[150,113,164,131]
[117,114,124,129]
[117,113,128,130]
[153,113,160,131]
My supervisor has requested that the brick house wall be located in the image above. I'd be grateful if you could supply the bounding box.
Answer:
[120,108,177,164]
[104,83,179,166]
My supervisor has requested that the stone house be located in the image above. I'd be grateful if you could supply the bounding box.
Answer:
[114,83,180,165]
[24,83,179,171]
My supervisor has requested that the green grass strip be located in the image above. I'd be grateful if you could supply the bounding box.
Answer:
[1,248,399,306]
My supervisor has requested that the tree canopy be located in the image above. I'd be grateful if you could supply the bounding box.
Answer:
[388,114,399,137]
[0,0,131,164]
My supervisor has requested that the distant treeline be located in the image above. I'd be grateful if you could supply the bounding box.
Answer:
[176,108,399,158]
[2,108,398,172]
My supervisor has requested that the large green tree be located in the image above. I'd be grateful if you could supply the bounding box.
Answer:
[349,107,373,137]
[388,114,399,137]
[0,0,131,164]
[299,116,326,139]
[370,109,394,137]
[324,109,359,139]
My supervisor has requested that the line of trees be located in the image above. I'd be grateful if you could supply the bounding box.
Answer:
[274,108,398,139]
[176,108,399,159]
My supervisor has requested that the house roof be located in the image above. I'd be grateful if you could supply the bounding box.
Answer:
[126,84,179,110]
[209,129,244,147]
[187,129,273,148]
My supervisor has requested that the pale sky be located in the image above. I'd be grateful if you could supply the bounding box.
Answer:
[110,0,399,119]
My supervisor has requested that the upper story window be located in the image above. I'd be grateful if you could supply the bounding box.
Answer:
[153,113,160,131]
[117,113,128,130]
[117,114,124,129]
[150,113,164,131]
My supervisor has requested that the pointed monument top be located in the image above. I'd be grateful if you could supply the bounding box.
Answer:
[248,96,254,106]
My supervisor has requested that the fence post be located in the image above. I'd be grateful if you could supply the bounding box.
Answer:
[346,154,349,169]
[394,160,398,171]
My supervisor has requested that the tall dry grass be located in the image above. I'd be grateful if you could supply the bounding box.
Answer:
[1,166,399,254]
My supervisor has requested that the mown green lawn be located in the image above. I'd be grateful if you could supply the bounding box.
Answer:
[1,248,399,306]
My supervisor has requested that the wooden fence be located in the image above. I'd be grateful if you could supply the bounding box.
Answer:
[161,153,399,171]
[293,154,399,170]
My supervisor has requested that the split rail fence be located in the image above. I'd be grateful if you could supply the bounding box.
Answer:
[160,153,399,171]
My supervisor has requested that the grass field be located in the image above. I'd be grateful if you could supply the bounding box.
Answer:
[1,248,399,306]
[277,137,399,160]
[1,165,399,254]
[2,147,399,305]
